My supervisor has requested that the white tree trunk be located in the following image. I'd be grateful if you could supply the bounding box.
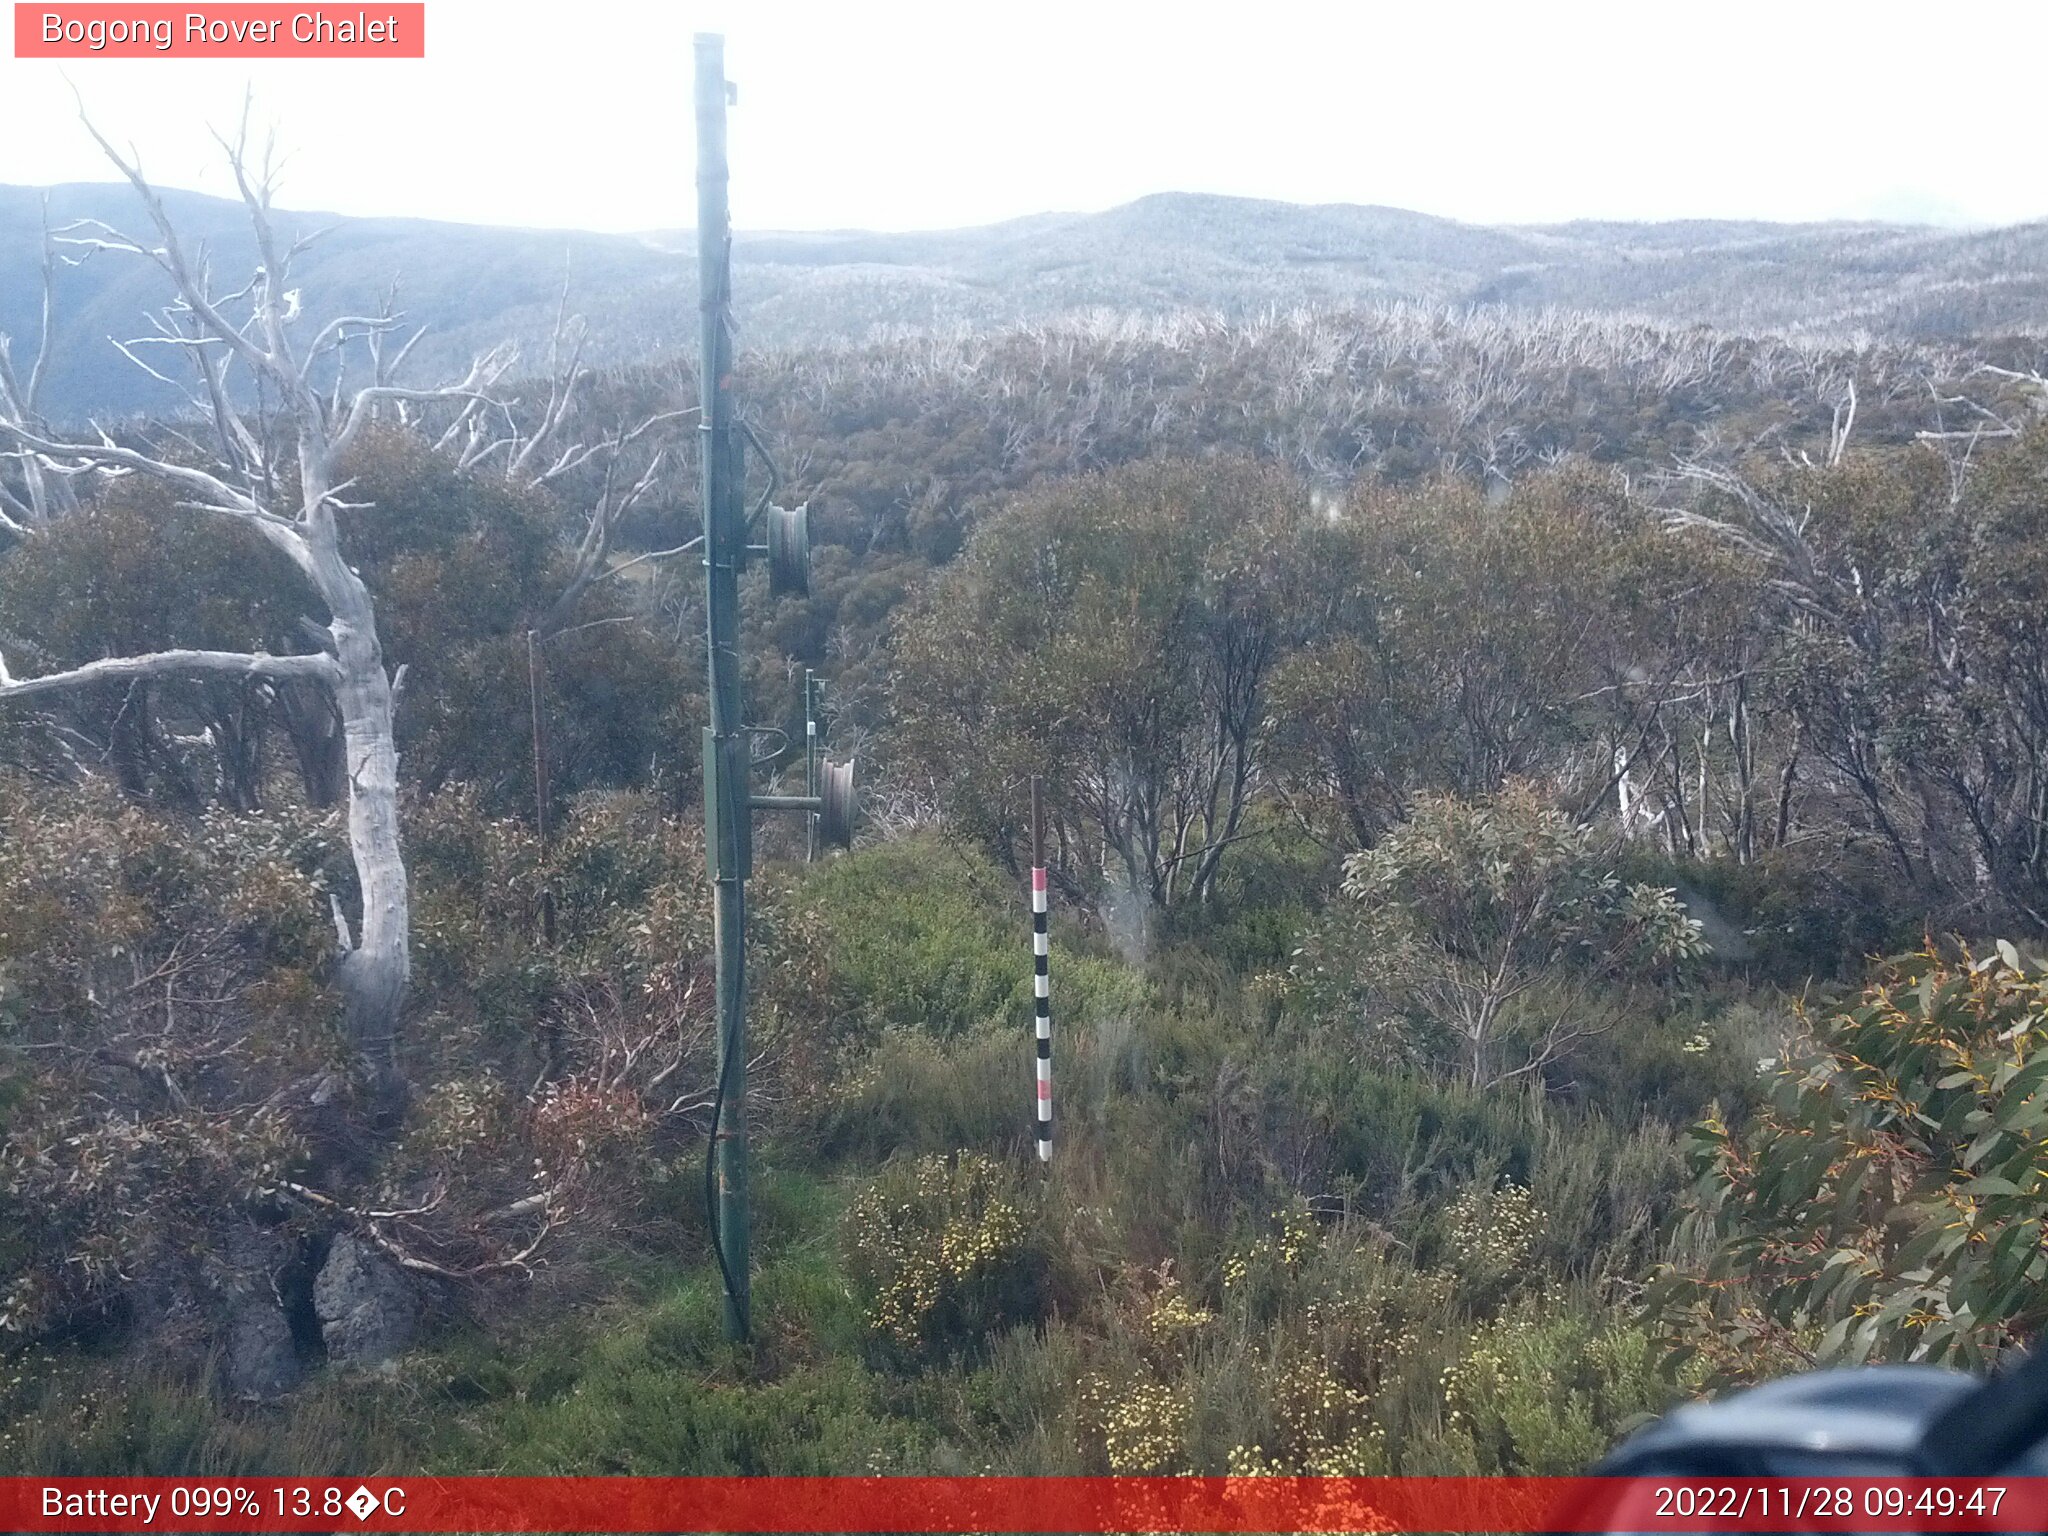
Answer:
[326,575,409,1099]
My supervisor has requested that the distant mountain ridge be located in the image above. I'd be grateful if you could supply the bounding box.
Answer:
[5,183,2046,422]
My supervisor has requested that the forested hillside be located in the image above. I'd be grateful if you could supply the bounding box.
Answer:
[5,148,2048,1481]
[8,181,2048,419]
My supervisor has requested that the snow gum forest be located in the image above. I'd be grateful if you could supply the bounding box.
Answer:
[6,121,2048,1477]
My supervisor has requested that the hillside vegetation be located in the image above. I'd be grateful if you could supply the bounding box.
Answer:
[8,182,2048,420]
[4,169,2048,1478]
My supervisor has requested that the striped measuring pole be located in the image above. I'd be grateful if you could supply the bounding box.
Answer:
[1029,777,1052,1162]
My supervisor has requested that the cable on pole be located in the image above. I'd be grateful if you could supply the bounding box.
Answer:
[1030,776,1052,1163]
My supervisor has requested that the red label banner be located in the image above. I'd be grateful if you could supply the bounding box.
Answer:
[13,5,425,57]
[2,1476,2046,1533]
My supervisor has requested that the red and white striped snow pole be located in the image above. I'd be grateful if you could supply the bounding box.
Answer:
[1030,777,1052,1162]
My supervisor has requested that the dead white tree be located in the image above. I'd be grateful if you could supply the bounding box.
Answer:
[0,195,85,535]
[418,283,697,639]
[0,109,513,1105]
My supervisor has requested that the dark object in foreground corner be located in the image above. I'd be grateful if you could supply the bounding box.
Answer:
[1598,1365,1982,1478]
[1579,1346,2048,1529]
[1601,1346,2048,1476]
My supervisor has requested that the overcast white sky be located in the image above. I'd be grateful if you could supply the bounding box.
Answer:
[2,0,2042,234]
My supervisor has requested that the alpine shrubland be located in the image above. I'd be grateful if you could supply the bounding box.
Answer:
[5,171,2048,1472]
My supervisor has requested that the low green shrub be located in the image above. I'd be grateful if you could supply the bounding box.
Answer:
[842,1152,1059,1366]
[1439,1293,1667,1473]
[799,1025,1024,1162]
[801,834,1144,1039]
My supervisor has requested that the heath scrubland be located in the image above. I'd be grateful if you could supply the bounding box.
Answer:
[5,150,2048,1475]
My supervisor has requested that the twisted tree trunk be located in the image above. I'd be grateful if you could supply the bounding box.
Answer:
[320,562,410,1105]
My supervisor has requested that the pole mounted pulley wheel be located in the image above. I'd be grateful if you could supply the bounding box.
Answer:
[817,758,856,848]
[766,502,809,597]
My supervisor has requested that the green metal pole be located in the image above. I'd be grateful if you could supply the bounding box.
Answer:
[804,669,818,864]
[695,31,751,1342]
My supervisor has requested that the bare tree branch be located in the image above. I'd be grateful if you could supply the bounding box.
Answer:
[0,418,279,523]
[0,647,338,702]
[330,351,511,463]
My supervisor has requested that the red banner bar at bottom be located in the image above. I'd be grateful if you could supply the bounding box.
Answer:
[6,1476,2048,1533]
